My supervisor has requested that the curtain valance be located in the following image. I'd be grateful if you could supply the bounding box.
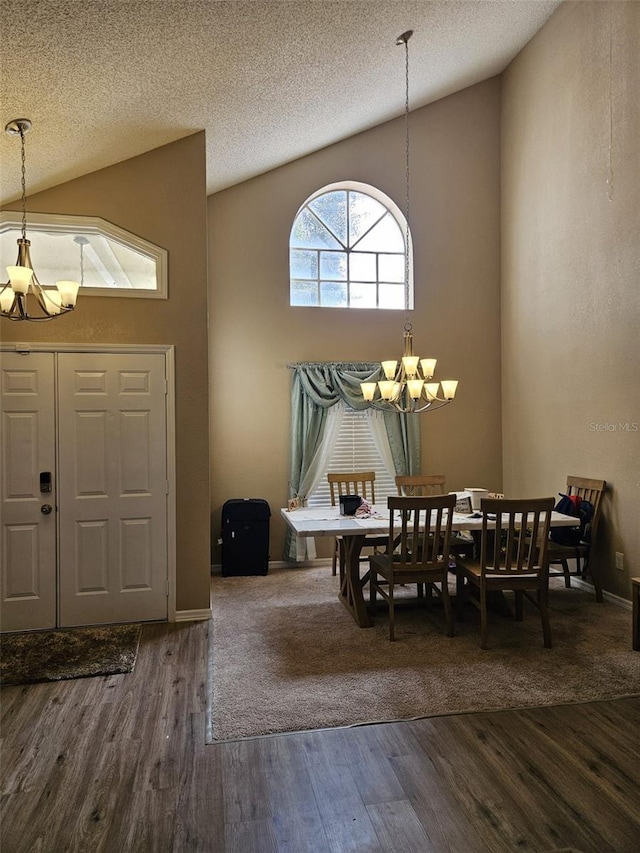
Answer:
[287,362,381,410]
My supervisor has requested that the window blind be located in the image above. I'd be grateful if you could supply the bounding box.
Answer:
[307,408,396,507]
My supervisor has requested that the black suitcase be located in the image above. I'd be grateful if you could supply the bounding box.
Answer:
[221,498,271,576]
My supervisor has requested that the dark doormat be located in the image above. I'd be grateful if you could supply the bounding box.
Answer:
[0,623,142,686]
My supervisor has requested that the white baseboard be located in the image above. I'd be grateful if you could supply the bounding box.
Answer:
[570,577,632,610]
[175,608,212,622]
[211,558,329,575]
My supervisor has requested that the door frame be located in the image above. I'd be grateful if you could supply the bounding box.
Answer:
[1,342,177,622]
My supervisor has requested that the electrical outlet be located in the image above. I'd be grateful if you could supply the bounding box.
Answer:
[615,552,624,571]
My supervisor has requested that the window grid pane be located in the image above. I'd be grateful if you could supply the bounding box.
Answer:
[309,192,348,245]
[378,283,405,310]
[290,279,320,306]
[320,251,347,281]
[290,249,318,280]
[349,252,376,282]
[379,253,405,283]
[349,281,377,309]
[348,192,387,248]
[319,281,348,307]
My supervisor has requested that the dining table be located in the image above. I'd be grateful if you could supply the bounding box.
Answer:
[280,503,581,628]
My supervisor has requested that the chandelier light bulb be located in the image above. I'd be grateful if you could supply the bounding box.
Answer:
[7,265,33,293]
[381,360,397,380]
[0,288,16,312]
[407,379,424,399]
[420,358,437,379]
[361,383,377,401]
[43,290,63,315]
[379,380,396,400]
[402,355,420,376]
[440,380,459,400]
[56,280,81,306]
[424,383,440,401]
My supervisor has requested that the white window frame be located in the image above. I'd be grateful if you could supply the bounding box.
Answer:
[289,180,413,310]
[1,211,168,299]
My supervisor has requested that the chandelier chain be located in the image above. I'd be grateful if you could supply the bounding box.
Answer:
[402,31,411,322]
[19,127,28,242]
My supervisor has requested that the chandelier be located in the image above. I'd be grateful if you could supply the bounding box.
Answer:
[1,119,80,321]
[360,31,458,414]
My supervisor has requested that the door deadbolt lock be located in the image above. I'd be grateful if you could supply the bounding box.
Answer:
[41,504,53,515]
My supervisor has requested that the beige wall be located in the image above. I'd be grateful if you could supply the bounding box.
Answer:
[1,133,211,612]
[209,78,502,562]
[501,1,640,598]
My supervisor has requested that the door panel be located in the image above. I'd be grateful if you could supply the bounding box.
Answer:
[0,352,57,631]
[75,411,109,496]
[76,520,109,591]
[57,353,168,627]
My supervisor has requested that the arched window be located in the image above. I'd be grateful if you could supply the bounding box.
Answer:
[289,181,412,309]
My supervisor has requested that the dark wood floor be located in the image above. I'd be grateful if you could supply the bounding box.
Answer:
[1,620,639,853]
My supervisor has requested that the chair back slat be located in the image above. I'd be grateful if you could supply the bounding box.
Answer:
[328,472,376,505]
[479,497,554,577]
[426,504,448,563]
[387,494,456,571]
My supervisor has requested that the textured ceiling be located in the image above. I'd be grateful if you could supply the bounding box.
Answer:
[0,0,562,204]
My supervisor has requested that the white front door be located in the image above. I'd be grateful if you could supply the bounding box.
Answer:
[57,352,168,627]
[0,349,169,632]
[0,352,57,631]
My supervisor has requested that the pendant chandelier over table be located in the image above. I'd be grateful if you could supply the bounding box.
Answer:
[360,31,458,414]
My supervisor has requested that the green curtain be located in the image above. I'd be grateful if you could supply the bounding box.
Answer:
[285,362,421,561]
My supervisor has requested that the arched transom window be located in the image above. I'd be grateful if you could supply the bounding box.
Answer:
[289,182,412,309]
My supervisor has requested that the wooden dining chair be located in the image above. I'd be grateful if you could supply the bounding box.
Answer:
[547,476,606,601]
[328,472,388,576]
[369,494,456,641]
[395,474,446,496]
[455,497,555,649]
[396,474,474,561]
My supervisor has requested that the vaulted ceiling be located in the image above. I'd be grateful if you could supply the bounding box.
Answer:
[0,0,562,204]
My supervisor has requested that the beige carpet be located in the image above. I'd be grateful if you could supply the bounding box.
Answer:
[207,565,640,742]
